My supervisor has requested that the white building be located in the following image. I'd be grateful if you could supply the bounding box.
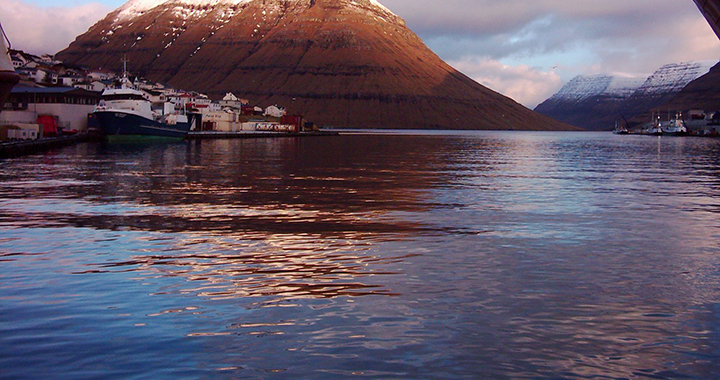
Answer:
[264,105,286,118]
[219,92,248,109]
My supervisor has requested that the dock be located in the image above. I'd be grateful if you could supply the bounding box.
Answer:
[0,130,339,159]
[0,134,92,159]
[186,130,339,140]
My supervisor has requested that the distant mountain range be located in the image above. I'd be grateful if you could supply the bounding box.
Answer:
[535,61,715,130]
[56,0,574,131]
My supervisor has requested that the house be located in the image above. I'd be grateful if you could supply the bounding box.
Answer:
[74,80,110,93]
[59,74,84,87]
[87,70,114,81]
[219,93,249,109]
[241,105,264,116]
[8,49,38,68]
[264,105,286,118]
[11,55,24,69]
[142,89,167,103]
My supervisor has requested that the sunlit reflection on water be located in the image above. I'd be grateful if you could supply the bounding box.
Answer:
[2,133,720,378]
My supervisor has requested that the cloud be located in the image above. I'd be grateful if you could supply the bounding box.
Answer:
[450,57,563,108]
[0,0,111,55]
[380,0,720,106]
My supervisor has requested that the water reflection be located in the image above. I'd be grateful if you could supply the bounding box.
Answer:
[2,133,720,378]
[90,233,414,302]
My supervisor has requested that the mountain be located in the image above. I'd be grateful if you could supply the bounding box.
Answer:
[534,75,644,130]
[535,61,714,130]
[637,61,720,121]
[56,0,574,130]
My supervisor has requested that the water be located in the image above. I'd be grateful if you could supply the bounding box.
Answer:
[2,131,720,379]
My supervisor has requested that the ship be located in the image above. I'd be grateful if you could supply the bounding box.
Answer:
[0,22,20,114]
[93,71,200,139]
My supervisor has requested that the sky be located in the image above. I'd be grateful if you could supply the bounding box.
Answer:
[2,0,720,108]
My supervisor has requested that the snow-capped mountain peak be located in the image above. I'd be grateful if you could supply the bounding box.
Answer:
[550,74,645,102]
[115,0,395,21]
[632,61,715,96]
[117,0,249,21]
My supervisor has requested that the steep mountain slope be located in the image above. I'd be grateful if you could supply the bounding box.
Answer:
[535,62,713,130]
[57,0,574,130]
[648,61,720,116]
[534,75,644,130]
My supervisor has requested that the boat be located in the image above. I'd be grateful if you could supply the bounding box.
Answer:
[640,111,687,136]
[645,122,663,136]
[653,111,687,136]
[659,118,688,136]
[0,22,20,114]
[613,120,629,135]
[93,64,200,139]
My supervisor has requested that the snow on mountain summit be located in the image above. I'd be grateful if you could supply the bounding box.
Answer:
[115,0,395,21]
[535,60,715,130]
[550,75,645,103]
[116,0,250,20]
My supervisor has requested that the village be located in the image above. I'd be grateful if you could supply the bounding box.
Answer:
[0,49,313,141]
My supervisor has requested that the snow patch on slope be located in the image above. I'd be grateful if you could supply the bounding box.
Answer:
[632,61,715,96]
[550,74,644,102]
[115,0,397,22]
[116,0,252,21]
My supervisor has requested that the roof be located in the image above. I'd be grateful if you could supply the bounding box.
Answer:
[11,85,101,97]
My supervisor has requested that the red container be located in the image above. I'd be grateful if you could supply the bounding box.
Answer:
[37,115,58,137]
[281,115,302,132]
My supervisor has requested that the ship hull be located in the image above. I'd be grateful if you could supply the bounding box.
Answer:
[94,111,198,139]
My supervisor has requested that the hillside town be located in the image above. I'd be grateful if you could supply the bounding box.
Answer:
[0,49,313,141]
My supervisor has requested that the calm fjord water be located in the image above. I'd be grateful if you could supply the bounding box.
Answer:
[2,131,720,379]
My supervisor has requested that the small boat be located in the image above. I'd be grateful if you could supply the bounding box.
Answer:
[93,63,200,139]
[646,124,663,136]
[0,22,20,114]
[613,120,629,135]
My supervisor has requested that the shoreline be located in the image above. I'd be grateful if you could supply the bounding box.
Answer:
[0,130,340,159]
[0,134,92,159]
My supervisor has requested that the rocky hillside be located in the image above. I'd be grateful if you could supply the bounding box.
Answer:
[56,0,574,130]
[535,61,713,130]
[641,61,720,121]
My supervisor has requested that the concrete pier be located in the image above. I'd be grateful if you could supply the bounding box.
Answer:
[0,134,91,159]
[186,130,339,140]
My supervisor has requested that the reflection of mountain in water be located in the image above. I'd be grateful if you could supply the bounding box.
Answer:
[0,136,481,304]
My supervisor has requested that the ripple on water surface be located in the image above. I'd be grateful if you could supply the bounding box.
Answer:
[1,133,720,379]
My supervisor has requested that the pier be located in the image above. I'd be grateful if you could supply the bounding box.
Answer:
[0,134,91,159]
[0,130,340,159]
[186,130,339,140]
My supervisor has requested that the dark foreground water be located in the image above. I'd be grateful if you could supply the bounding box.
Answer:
[2,131,720,379]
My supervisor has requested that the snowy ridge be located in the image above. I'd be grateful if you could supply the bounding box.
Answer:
[549,61,714,103]
[550,74,644,102]
[117,0,248,21]
[631,61,715,96]
[115,0,396,21]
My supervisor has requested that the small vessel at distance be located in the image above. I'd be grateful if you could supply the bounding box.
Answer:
[639,111,687,136]
[613,120,630,134]
[0,22,20,115]
[659,117,688,136]
[93,62,200,139]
